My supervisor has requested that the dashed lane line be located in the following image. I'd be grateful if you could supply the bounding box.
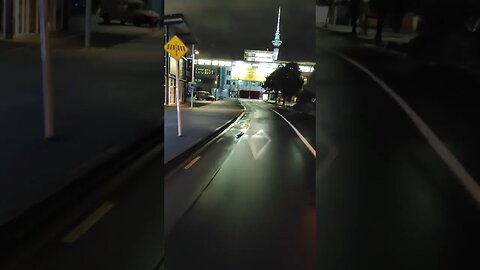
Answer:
[184,156,201,170]
[63,201,115,243]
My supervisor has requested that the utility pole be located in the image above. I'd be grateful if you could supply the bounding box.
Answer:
[85,0,91,49]
[39,0,54,139]
[190,44,195,108]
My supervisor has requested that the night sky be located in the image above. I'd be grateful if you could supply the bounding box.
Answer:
[165,0,315,62]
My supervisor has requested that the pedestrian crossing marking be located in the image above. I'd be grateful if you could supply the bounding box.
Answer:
[164,35,189,61]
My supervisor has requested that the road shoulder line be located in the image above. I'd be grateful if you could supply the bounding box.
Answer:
[334,51,480,207]
[271,109,316,157]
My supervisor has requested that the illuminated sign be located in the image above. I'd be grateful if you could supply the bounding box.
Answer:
[232,62,279,82]
[244,50,274,63]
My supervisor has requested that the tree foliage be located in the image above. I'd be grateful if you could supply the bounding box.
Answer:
[263,68,281,103]
[264,63,304,106]
[349,0,361,35]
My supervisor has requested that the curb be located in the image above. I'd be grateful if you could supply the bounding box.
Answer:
[164,105,245,174]
[317,27,411,54]
[264,100,316,117]
[0,125,163,267]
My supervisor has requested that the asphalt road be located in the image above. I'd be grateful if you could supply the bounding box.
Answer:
[3,145,164,270]
[316,29,480,270]
[0,31,163,226]
[165,100,316,269]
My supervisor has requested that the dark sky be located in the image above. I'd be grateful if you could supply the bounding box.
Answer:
[165,0,315,62]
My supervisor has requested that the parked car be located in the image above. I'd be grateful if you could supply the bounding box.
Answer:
[100,0,160,27]
[195,91,215,101]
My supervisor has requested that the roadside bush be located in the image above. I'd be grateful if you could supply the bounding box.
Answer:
[408,31,480,68]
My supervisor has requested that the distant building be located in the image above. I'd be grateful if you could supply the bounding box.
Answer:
[193,58,314,100]
[164,9,314,104]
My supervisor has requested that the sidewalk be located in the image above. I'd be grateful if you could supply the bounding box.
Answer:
[320,24,417,47]
[320,24,480,74]
[0,30,164,226]
[0,14,156,52]
[164,99,244,164]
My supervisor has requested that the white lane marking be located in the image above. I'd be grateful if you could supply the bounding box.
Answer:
[184,156,201,170]
[318,136,340,172]
[63,201,115,243]
[335,52,480,207]
[216,137,223,143]
[271,109,316,157]
[245,129,272,160]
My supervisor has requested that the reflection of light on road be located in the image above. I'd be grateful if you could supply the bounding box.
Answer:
[302,206,316,269]
[240,121,251,134]
[245,129,272,160]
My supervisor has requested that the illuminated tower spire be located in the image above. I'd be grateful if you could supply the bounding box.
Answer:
[272,7,282,61]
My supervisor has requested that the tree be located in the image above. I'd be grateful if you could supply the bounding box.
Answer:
[263,68,281,104]
[349,0,361,35]
[390,0,407,33]
[370,0,391,43]
[279,63,304,106]
[264,63,304,106]
[323,0,336,27]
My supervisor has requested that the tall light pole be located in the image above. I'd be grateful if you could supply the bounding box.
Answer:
[39,0,54,139]
[190,46,197,108]
[85,0,92,49]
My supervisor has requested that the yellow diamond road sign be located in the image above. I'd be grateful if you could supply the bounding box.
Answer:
[164,35,189,61]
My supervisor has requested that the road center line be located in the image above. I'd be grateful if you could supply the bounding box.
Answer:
[334,51,480,207]
[63,201,115,243]
[271,109,316,157]
[184,156,201,170]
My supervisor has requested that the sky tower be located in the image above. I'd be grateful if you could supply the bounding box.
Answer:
[271,7,282,61]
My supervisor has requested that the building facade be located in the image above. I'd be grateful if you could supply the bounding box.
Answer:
[165,53,189,105]
[1,0,66,40]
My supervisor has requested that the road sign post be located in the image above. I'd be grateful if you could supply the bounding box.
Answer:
[164,35,189,137]
[176,59,182,136]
